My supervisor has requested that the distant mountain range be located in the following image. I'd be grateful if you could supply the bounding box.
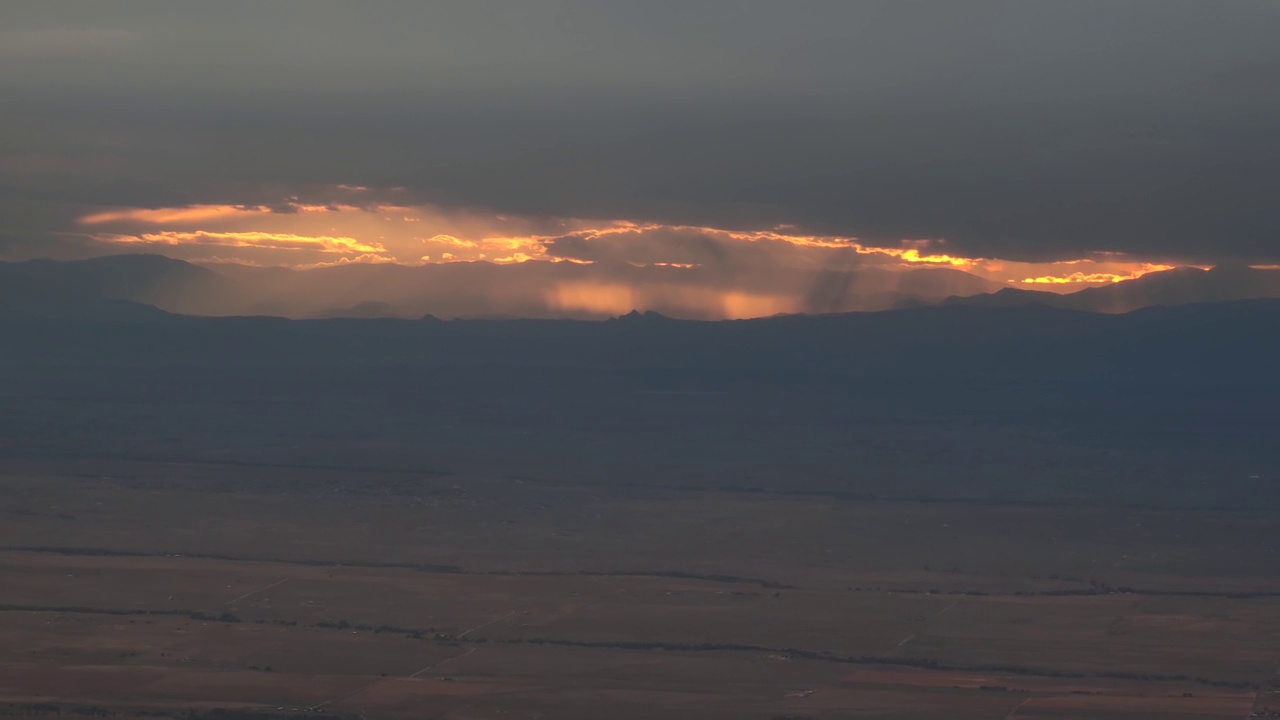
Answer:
[2,253,1278,320]
[945,265,1280,314]
[2,283,1277,508]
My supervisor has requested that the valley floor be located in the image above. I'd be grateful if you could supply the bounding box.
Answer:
[0,460,1276,719]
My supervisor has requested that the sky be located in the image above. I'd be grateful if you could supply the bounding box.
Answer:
[2,1,1278,297]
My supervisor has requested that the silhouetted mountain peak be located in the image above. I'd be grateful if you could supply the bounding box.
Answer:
[1067,265,1280,312]
[0,253,230,315]
[0,295,174,322]
[611,309,673,323]
[942,286,1062,308]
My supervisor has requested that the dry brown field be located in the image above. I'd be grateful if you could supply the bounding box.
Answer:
[0,459,1277,719]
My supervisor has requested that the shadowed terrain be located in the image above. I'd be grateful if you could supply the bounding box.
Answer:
[2,295,1277,508]
[0,285,1277,718]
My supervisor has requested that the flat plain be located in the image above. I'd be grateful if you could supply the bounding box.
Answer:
[1,459,1277,719]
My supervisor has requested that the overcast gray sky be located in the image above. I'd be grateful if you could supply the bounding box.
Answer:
[2,0,1277,266]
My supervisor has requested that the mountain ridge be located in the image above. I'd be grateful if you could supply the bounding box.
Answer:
[4,254,1279,321]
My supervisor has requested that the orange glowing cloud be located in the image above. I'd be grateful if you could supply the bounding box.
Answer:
[296,253,401,269]
[1014,263,1177,285]
[866,246,973,268]
[70,198,1187,298]
[491,252,539,264]
[81,201,991,273]
[424,234,479,248]
[79,205,274,225]
[551,223,977,269]
[420,233,548,264]
[97,230,387,255]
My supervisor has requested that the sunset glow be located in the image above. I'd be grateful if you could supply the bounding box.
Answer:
[1015,266,1177,285]
[67,199,1211,319]
[4,6,1278,712]
[545,281,800,320]
[547,281,636,317]
[78,205,275,225]
[98,230,387,255]
[80,205,1169,284]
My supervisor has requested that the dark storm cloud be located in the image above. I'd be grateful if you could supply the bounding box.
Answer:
[1,1,1277,263]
